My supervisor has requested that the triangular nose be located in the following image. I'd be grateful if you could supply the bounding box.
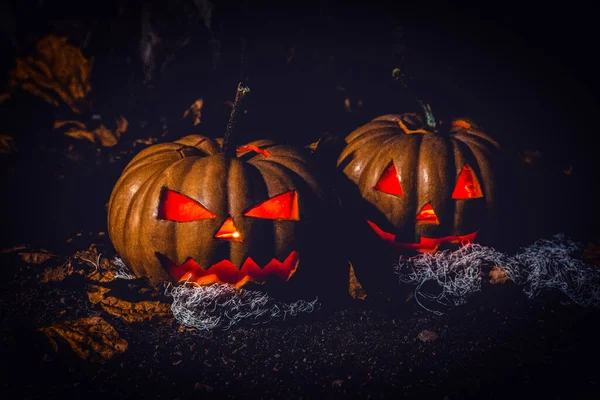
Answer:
[215,217,243,242]
[416,204,439,224]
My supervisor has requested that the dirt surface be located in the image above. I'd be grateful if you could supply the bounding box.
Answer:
[1,245,599,399]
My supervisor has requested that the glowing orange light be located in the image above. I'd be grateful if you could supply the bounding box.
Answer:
[374,163,403,196]
[237,144,271,157]
[214,217,242,242]
[452,119,471,129]
[452,165,483,199]
[159,189,216,222]
[244,191,299,220]
[163,251,299,287]
[416,204,439,224]
[366,220,478,253]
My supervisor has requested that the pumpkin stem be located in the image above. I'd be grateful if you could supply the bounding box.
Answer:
[222,82,251,157]
[392,68,437,130]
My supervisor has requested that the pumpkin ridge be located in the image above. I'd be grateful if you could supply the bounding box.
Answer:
[345,120,399,143]
[451,132,499,155]
[345,125,399,148]
[173,158,207,268]
[108,157,176,238]
[450,138,484,234]
[137,157,199,277]
[120,144,185,175]
[249,161,301,259]
[252,157,322,198]
[454,135,496,211]
[119,164,175,280]
[341,131,399,181]
[341,129,398,161]
[116,154,182,197]
[358,134,408,197]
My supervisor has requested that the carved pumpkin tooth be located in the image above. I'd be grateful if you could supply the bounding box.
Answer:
[157,251,299,287]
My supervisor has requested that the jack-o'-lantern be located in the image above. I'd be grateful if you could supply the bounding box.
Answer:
[107,84,342,298]
[338,109,500,254]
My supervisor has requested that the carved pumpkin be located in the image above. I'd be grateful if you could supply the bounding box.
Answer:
[107,84,343,298]
[108,135,331,291]
[337,111,500,254]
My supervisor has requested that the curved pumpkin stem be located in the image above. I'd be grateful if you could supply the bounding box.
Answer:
[222,82,251,157]
[392,68,437,131]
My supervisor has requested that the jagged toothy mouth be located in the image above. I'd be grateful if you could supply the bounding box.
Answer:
[366,220,478,253]
[157,251,299,287]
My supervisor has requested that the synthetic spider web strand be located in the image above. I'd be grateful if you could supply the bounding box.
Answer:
[394,234,600,314]
[168,282,319,331]
[513,234,600,307]
[394,243,516,315]
[112,256,136,280]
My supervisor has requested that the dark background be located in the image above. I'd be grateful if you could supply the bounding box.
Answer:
[0,0,598,250]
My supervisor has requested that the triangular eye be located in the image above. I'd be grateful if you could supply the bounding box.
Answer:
[452,165,483,199]
[244,191,299,220]
[374,162,403,196]
[158,188,216,222]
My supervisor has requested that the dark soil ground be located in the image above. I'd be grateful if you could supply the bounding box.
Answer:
[1,1,599,399]
[2,246,600,400]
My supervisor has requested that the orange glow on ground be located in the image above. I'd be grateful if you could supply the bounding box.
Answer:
[416,204,439,224]
[374,163,403,196]
[162,251,299,287]
[159,189,216,222]
[452,165,483,199]
[366,220,478,253]
[244,191,299,220]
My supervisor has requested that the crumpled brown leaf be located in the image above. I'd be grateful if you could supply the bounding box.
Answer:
[183,98,203,126]
[0,134,17,154]
[521,150,542,165]
[38,316,128,363]
[54,115,128,147]
[39,244,135,284]
[87,285,173,324]
[19,249,56,265]
[8,35,92,113]
[348,262,367,300]
[489,266,510,285]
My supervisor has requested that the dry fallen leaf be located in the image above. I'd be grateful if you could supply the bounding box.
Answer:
[0,92,11,104]
[564,166,573,176]
[183,98,204,126]
[489,266,510,285]
[521,150,542,164]
[55,116,128,147]
[39,245,135,284]
[19,249,56,265]
[87,284,173,324]
[8,34,92,113]
[38,316,128,363]
[348,262,367,300]
[0,134,17,154]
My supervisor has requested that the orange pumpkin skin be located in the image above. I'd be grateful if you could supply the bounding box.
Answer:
[337,112,501,253]
[107,135,331,294]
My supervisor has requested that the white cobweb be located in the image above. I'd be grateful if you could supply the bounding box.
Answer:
[167,281,319,331]
[394,234,600,314]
